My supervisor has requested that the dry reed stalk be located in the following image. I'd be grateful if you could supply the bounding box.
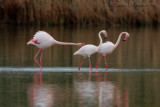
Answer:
[0,0,159,25]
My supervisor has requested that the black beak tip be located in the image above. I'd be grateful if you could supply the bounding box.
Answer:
[104,37,107,39]
[123,39,126,41]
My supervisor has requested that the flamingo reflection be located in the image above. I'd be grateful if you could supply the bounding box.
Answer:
[28,72,54,107]
[74,71,128,107]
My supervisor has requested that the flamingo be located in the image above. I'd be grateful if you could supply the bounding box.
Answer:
[27,31,85,71]
[74,30,107,71]
[96,32,129,70]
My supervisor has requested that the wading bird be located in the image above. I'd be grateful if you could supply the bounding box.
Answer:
[96,32,129,70]
[74,30,107,71]
[27,31,85,71]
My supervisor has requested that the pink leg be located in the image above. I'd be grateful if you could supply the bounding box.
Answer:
[96,56,103,69]
[39,49,43,84]
[88,57,93,71]
[79,58,85,71]
[103,56,108,70]
[40,49,43,70]
[34,49,42,68]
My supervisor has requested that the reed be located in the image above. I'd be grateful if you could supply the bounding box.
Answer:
[0,0,159,25]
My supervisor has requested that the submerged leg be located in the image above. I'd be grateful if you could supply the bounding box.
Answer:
[96,55,103,69]
[88,57,93,71]
[34,49,42,68]
[103,56,108,70]
[79,58,85,71]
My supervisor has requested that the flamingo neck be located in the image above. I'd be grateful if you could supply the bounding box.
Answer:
[55,41,80,46]
[97,31,103,51]
[114,32,128,49]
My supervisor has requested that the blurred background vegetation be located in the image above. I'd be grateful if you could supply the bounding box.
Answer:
[0,0,158,26]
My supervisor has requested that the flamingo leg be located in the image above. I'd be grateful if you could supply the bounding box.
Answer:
[96,55,103,69]
[88,57,93,71]
[40,49,43,70]
[103,56,108,70]
[39,49,43,84]
[79,58,85,71]
[34,49,42,68]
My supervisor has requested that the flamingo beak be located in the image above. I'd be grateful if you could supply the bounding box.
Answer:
[123,36,129,41]
[27,39,32,46]
[104,33,107,39]
[81,43,85,46]
[27,41,30,46]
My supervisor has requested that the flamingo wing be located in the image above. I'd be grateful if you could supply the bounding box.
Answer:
[33,31,55,44]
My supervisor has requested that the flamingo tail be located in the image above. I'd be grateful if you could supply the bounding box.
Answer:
[74,51,79,55]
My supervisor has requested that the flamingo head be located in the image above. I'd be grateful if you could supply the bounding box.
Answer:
[27,40,32,46]
[78,43,85,46]
[101,30,107,39]
[123,32,129,41]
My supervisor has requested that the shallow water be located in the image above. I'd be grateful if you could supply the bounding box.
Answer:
[0,71,160,107]
[0,25,160,107]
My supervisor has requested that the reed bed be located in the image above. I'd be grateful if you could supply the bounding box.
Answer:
[0,0,159,25]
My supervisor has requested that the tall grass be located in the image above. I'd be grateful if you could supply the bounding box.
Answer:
[0,0,159,25]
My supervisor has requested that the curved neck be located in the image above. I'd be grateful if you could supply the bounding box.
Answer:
[97,32,103,51]
[114,32,127,48]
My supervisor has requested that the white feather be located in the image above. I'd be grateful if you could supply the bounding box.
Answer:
[74,45,98,58]
[32,31,56,49]
[98,41,115,56]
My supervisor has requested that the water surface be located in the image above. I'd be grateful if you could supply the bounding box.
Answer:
[0,71,160,107]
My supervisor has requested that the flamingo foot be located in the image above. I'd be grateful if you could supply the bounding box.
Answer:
[105,64,108,71]
[90,66,93,71]
[96,63,99,69]
[40,65,42,71]
[78,67,82,74]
